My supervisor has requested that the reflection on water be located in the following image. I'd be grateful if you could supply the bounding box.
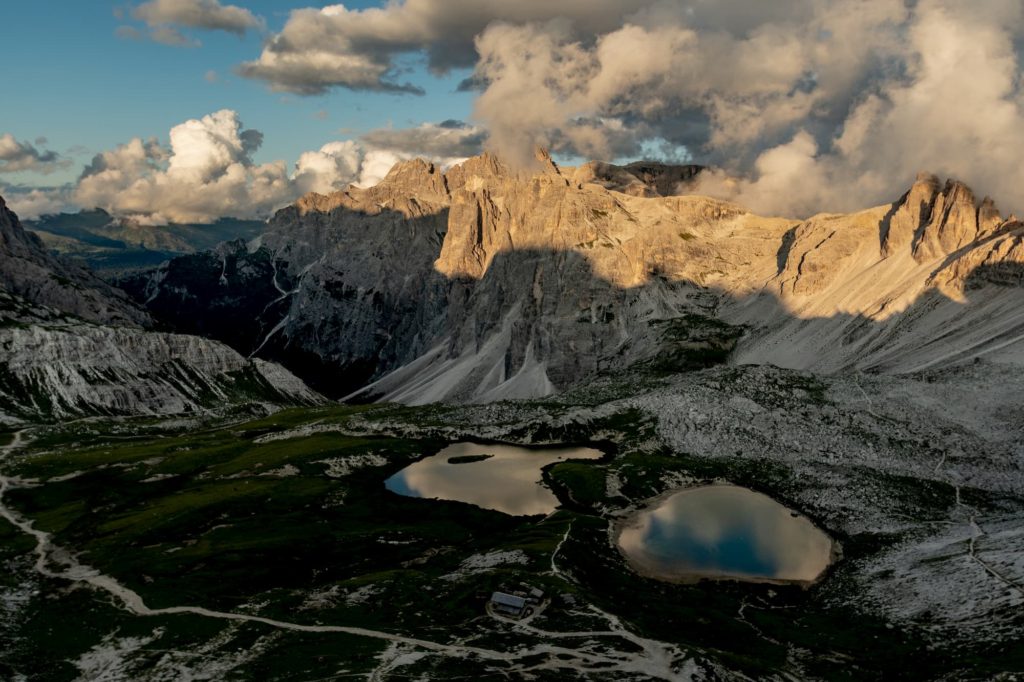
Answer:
[385,442,603,516]
[618,485,834,584]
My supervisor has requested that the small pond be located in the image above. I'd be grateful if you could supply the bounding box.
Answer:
[385,442,603,516]
[617,484,836,585]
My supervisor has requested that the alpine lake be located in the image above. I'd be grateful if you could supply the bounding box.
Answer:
[387,442,837,585]
[0,402,964,681]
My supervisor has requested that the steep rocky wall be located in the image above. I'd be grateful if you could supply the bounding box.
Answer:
[0,319,322,422]
[0,195,324,422]
[123,154,1024,403]
[0,196,150,327]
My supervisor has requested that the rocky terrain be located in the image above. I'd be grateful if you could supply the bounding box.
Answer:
[124,153,1024,402]
[0,359,1020,681]
[344,358,1024,649]
[0,295,320,423]
[0,197,322,421]
[0,197,150,328]
[0,154,1022,680]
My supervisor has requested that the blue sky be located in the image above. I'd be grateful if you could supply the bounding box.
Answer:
[3,1,474,188]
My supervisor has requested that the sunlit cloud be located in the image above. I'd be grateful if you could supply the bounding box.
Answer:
[117,0,264,47]
[0,134,69,175]
[238,0,1024,216]
[3,111,484,221]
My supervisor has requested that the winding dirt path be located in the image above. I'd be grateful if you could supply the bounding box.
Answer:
[0,430,696,679]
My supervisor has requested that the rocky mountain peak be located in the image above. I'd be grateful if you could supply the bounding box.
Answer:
[915,178,999,261]
[293,190,353,216]
[531,146,562,174]
[379,157,447,196]
[0,193,150,328]
[445,152,516,190]
[571,160,704,197]
[977,196,1003,237]
[127,156,1024,403]
[881,172,1006,263]
[289,157,449,221]
[881,171,939,257]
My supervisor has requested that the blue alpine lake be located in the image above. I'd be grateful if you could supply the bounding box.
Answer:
[617,485,835,584]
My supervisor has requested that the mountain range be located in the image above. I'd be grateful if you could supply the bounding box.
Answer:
[116,150,1024,401]
[1,153,1023,679]
[24,209,265,275]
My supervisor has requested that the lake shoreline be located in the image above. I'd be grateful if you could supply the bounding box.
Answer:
[613,483,844,589]
[386,441,605,516]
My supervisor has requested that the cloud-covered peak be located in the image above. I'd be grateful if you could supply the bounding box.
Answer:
[235,0,1024,216]
[360,121,486,159]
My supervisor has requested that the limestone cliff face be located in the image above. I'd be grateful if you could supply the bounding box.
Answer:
[0,196,150,327]
[881,173,1015,262]
[127,154,1024,403]
[251,159,453,395]
[734,173,1024,374]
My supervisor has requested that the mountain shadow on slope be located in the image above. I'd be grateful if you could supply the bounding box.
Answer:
[117,226,1024,401]
[112,154,1024,402]
[0,196,150,327]
[118,208,453,398]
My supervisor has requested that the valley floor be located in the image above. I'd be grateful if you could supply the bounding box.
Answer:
[0,362,1022,680]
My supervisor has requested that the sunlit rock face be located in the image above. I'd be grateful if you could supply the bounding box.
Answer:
[127,152,1024,403]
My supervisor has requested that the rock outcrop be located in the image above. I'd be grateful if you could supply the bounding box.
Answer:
[0,322,320,423]
[0,195,323,421]
[124,154,1024,403]
[0,196,150,326]
[0,290,321,423]
[571,160,704,197]
[881,173,1017,262]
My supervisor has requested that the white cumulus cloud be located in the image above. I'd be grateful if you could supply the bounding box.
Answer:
[0,186,74,219]
[74,110,291,223]
[5,112,483,221]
